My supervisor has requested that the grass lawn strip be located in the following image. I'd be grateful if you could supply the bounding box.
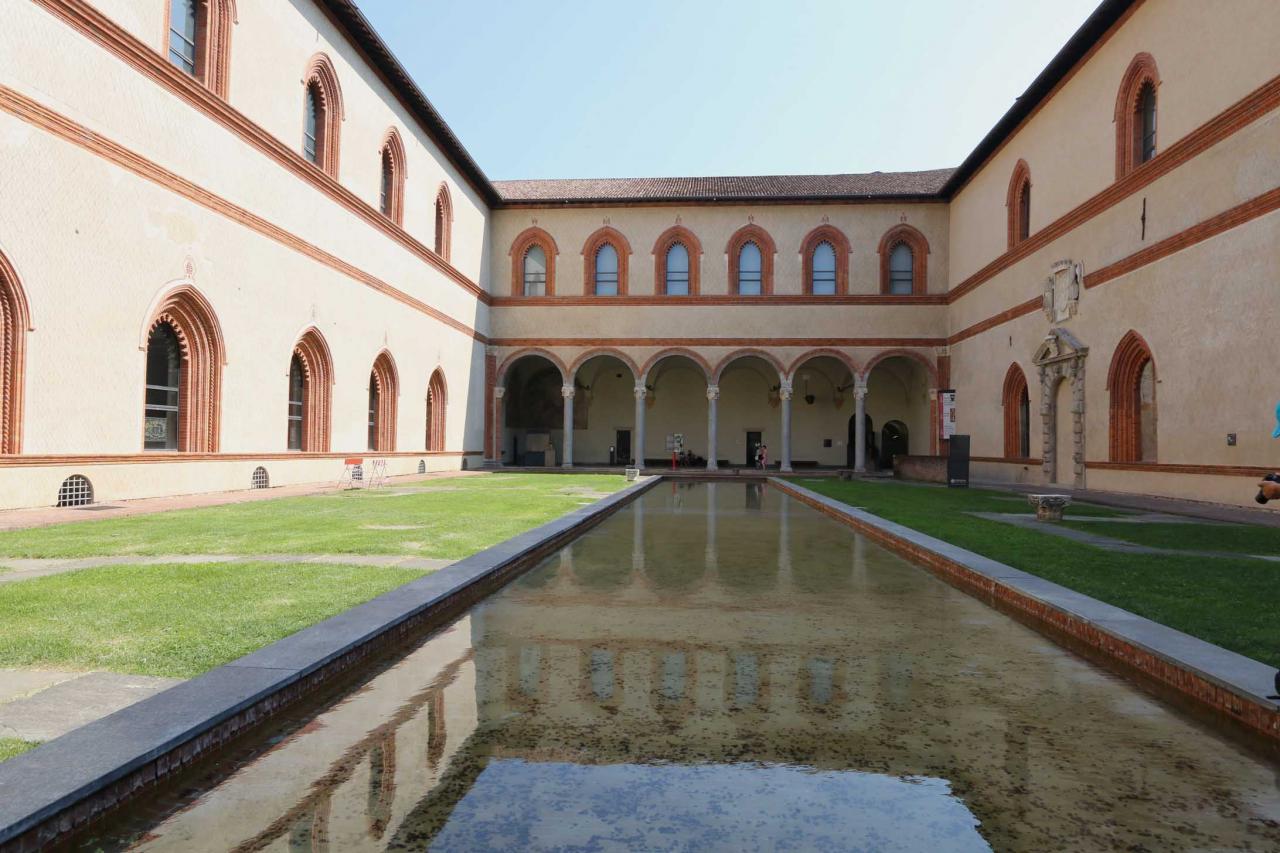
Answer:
[0,474,627,560]
[797,479,1280,668]
[0,738,38,763]
[0,561,431,678]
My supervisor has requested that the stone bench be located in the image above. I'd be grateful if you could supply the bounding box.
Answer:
[1028,493,1072,521]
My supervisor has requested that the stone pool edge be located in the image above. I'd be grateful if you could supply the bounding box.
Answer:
[0,475,661,852]
[771,478,1280,747]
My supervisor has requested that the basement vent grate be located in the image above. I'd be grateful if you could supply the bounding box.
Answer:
[251,466,270,489]
[56,475,94,508]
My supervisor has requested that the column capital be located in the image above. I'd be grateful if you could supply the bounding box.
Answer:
[561,383,575,399]
[706,384,720,401]
[634,383,648,400]
[493,386,505,399]
[778,379,793,401]
[853,379,868,400]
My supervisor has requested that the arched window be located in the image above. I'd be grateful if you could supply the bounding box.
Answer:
[0,251,30,455]
[1002,364,1031,459]
[302,53,343,178]
[426,369,447,451]
[524,245,547,296]
[726,224,775,295]
[594,244,619,295]
[653,225,701,296]
[378,129,406,225]
[666,243,690,295]
[142,286,224,452]
[289,328,333,452]
[1115,53,1161,179]
[509,227,557,296]
[877,225,929,295]
[811,243,836,294]
[1107,331,1157,462]
[433,184,453,261]
[144,323,181,451]
[1006,160,1032,249]
[368,352,398,452]
[888,244,913,295]
[166,0,234,97]
[800,226,849,295]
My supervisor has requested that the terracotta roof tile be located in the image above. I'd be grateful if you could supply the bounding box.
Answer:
[493,169,956,204]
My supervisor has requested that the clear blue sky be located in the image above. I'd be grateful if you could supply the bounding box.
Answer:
[355,0,1101,181]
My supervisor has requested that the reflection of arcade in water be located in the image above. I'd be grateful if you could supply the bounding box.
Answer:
[102,483,1280,851]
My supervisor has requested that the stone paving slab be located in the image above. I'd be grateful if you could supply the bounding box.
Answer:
[983,479,1280,527]
[0,673,182,743]
[0,670,79,706]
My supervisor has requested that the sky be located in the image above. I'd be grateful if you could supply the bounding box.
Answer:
[354,0,1102,181]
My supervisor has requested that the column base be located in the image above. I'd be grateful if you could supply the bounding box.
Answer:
[561,463,574,469]
[706,463,718,471]
[780,465,793,473]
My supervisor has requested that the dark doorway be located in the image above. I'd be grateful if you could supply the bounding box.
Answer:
[746,431,762,468]
[846,414,874,468]
[881,421,908,469]
[615,429,632,466]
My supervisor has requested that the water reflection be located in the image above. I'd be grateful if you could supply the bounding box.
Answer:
[80,483,1280,852]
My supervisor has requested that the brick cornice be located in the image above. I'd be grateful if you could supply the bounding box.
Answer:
[30,0,488,303]
[0,85,485,343]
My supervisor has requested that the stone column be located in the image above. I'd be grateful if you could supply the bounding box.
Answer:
[705,384,720,471]
[778,379,793,473]
[854,380,867,472]
[633,382,647,468]
[561,383,575,468]
[492,386,505,466]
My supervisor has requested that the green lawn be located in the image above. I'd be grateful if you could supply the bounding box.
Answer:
[0,473,627,560]
[1061,519,1280,556]
[0,562,430,677]
[0,738,39,763]
[794,479,1280,667]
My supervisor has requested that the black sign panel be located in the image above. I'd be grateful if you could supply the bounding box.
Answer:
[947,434,970,488]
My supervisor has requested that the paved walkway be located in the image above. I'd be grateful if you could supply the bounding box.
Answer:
[0,470,483,533]
[983,480,1280,528]
[0,553,455,585]
[0,669,182,744]
[969,511,1280,562]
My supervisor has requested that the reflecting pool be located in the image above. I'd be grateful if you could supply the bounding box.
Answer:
[77,482,1280,851]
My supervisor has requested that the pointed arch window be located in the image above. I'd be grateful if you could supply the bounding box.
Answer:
[142,286,224,452]
[1002,364,1031,459]
[426,369,447,451]
[810,242,837,295]
[302,54,343,177]
[800,225,850,295]
[144,323,181,451]
[523,246,547,296]
[433,184,453,261]
[378,130,406,226]
[594,244,619,295]
[877,225,929,295]
[653,225,701,296]
[738,243,763,295]
[888,244,913,295]
[289,329,333,452]
[287,354,305,450]
[726,225,775,295]
[166,0,234,97]
[510,227,557,296]
[0,252,30,455]
[1006,160,1033,249]
[1115,53,1161,179]
[368,352,398,452]
[1107,332,1158,462]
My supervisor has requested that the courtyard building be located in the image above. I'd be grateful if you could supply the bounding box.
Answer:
[1,0,1277,507]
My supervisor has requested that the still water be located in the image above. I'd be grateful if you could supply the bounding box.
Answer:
[78,482,1280,851]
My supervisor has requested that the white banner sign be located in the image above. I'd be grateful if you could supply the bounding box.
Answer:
[940,390,957,439]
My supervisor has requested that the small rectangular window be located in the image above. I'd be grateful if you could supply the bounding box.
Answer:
[167,0,198,76]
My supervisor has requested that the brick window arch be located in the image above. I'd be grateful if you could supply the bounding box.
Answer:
[799,225,850,295]
[877,224,930,295]
[1001,363,1031,459]
[652,225,702,296]
[582,226,631,296]
[433,183,453,261]
[509,227,558,296]
[165,0,236,98]
[302,53,344,178]
[726,224,776,295]
[378,128,407,225]
[1107,330,1158,462]
[1115,53,1161,179]
[426,368,447,451]
[1006,160,1032,249]
[368,351,398,451]
[289,328,333,452]
[143,285,225,452]
[0,251,30,455]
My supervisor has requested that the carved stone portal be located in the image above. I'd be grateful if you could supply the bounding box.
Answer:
[1033,328,1088,487]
